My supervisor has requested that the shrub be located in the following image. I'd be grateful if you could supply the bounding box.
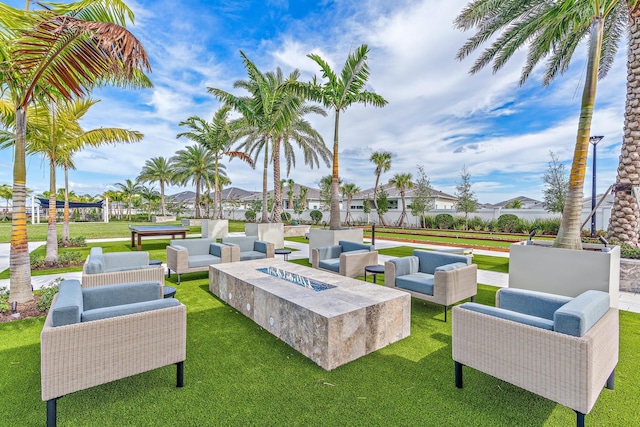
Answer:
[30,253,46,269]
[57,251,83,267]
[0,286,9,313]
[496,214,520,233]
[420,215,436,229]
[244,210,256,222]
[467,216,486,231]
[309,210,323,224]
[280,212,292,223]
[434,213,454,229]
[37,278,62,312]
[532,218,561,235]
[58,236,87,247]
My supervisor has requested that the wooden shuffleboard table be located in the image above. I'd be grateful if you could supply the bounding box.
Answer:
[129,225,189,251]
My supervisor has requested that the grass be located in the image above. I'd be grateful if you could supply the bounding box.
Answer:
[1,274,639,426]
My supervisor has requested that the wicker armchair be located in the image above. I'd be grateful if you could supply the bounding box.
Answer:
[384,250,477,321]
[166,238,233,284]
[82,247,164,288]
[452,289,618,427]
[311,240,378,278]
[41,280,186,427]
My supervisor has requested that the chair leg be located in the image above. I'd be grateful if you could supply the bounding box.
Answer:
[177,274,181,285]
[47,398,57,427]
[606,369,615,390]
[443,305,448,322]
[471,295,476,302]
[455,361,463,388]
[176,361,184,387]
[576,411,585,427]
[168,269,171,278]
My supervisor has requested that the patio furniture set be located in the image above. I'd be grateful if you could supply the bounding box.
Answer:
[41,233,618,427]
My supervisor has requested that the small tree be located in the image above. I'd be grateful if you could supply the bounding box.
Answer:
[411,165,435,227]
[505,199,524,209]
[375,188,389,225]
[363,198,371,224]
[455,165,477,230]
[543,151,568,215]
[310,209,323,224]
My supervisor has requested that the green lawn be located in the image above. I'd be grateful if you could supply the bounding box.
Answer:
[1,275,638,426]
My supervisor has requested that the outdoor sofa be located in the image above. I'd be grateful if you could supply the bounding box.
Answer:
[311,240,378,278]
[41,279,186,427]
[384,249,477,321]
[166,237,233,284]
[221,235,274,262]
[452,288,618,427]
[82,247,164,288]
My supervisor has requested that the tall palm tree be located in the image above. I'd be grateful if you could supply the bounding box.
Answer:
[370,150,392,226]
[177,105,253,219]
[292,44,388,230]
[139,185,160,221]
[137,157,174,216]
[284,178,295,210]
[389,172,414,227]
[454,0,636,249]
[210,55,305,223]
[114,179,142,220]
[341,183,361,225]
[0,1,151,303]
[0,184,12,220]
[171,144,217,218]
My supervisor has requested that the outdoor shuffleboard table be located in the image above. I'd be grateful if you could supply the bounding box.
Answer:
[129,225,189,251]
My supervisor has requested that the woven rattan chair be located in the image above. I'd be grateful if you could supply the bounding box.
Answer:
[41,280,186,427]
[311,240,378,278]
[452,288,618,427]
[82,247,164,288]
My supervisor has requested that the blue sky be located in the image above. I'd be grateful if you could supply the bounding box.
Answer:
[0,0,627,204]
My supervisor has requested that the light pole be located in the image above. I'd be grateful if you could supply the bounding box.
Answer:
[590,135,604,237]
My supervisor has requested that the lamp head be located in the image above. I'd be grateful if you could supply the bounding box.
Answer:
[598,236,608,247]
[589,135,604,145]
[528,230,537,240]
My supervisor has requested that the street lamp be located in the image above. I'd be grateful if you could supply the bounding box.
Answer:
[590,135,604,237]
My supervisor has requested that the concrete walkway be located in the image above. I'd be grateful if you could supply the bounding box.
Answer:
[1,237,639,313]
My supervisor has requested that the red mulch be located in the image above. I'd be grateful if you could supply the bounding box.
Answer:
[1,295,47,323]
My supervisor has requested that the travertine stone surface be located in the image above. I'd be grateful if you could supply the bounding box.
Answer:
[209,259,411,370]
[620,258,640,292]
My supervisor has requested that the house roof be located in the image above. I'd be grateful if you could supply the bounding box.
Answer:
[490,196,542,208]
[353,183,457,200]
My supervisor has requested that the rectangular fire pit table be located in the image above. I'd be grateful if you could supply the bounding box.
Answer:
[209,259,411,370]
[129,225,189,251]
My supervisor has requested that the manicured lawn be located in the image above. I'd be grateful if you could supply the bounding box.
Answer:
[1,274,638,426]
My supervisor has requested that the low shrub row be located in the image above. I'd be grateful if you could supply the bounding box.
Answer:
[419,214,562,235]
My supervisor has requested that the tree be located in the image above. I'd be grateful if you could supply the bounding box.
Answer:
[375,188,390,224]
[455,166,477,230]
[389,172,413,227]
[138,157,174,216]
[319,175,333,212]
[171,144,216,218]
[341,183,361,225]
[505,199,524,209]
[177,105,252,219]
[370,150,392,227]
[293,44,388,230]
[411,165,435,228]
[284,179,295,210]
[0,1,151,303]
[114,179,142,220]
[0,184,12,220]
[543,151,569,215]
[139,185,160,221]
[454,0,636,249]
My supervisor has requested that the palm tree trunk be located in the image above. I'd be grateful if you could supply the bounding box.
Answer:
[195,177,201,218]
[330,110,341,230]
[46,158,58,265]
[555,17,604,250]
[608,9,640,247]
[399,191,407,227]
[62,165,70,243]
[271,137,283,223]
[160,181,166,216]
[261,140,269,223]
[9,105,33,303]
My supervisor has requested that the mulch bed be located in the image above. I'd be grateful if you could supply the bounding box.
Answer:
[0,295,46,323]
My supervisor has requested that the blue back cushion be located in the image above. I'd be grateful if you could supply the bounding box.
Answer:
[460,302,555,330]
[171,238,217,254]
[413,250,469,274]
[339,240,372,253]
[317,245,342,260]
[554,290,610,337]
[85,247,105,274]
[499,288,572,320]
[82,281,161,310]
[51,280,84,326]
[222,236,257,252]
[390,256,419,277]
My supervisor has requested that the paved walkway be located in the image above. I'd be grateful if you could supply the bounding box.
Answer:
[1,237,638,313]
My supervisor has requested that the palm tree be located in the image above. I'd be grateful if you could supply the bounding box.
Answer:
[389,172,414,227]
[171,144,217,218]
[370,150,392,226]
[0,184,12,220]
[210,55,311,223]
[115,179,142,220]
[284,179,295,210]
[454,0,635,249]
[177,105,253,219]
[137,157,174,216]
[341,183,361,225]
[292,44,388,230]
[139,185,160,221]
[0,1,151,303]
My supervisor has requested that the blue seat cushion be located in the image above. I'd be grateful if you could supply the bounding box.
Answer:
[82,298,181,322]
[460,302,555,331]
[396,272,434,295]
[240,251,267,261]
[188,254,221,268]
[319,258,340,272]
